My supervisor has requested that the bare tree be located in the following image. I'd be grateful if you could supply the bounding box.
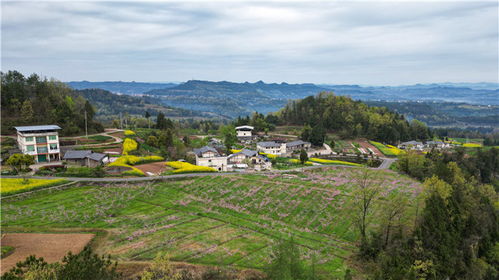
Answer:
[351,168,384,242]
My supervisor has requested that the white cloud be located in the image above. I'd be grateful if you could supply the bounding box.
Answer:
[1,1,497,84]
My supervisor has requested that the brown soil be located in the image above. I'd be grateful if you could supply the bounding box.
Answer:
[357,139,383,156]
[1,233,94,274]
[108,131,126,139]
[134,161,167,176]
[103,147,123,154]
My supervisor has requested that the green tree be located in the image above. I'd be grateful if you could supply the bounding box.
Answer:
[20,100,34,123]
[300,125,312,142]
[6,154,35,179]
[140,253,179,280]
[266,238,316,280]
[299,149,308,164]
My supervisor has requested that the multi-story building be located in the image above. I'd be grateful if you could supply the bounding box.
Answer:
[15,125,62,163]
[257,141,287,156]
[193,146,228,171]
[235,125,254,141]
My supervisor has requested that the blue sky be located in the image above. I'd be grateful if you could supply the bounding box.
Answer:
[1,0,498,85]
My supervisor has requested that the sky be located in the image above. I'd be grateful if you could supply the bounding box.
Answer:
[1,0,498,85]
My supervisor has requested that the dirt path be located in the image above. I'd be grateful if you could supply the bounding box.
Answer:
[1,233,94,274]
[357,139,383,157]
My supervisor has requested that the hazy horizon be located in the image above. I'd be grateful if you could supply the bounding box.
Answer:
[2,1,498,85]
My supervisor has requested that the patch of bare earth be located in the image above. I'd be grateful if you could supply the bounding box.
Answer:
[357,139,383,157]
[1,233,94,274]
[134,161,167,176]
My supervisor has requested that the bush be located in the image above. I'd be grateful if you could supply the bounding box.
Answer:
[122,138,138,155]
[124,130,136,136]
[2,246,121,280]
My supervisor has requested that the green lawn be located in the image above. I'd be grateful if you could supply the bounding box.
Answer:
[1,168,422,278]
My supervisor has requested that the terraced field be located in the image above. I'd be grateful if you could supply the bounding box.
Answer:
[1,167,422,278]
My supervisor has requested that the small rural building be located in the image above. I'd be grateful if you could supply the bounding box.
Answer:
[398,141,424,150]
[257,141,287,156]
[235,125,254,141]
[63,150,109,167]
[228,149,271,171]
[286,140,312,152]
[425,141,449,149]
[193,146,228,171]
[14,125,62,163]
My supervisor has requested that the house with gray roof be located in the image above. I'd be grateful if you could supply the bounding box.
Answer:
[63,150,109,167]
[286,140,312,152]
[227,149,271,171]
[193,146,227,171]
[257,141,287,156]
[398,140,424,150]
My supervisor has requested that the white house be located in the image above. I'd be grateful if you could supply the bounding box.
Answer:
[227,149,271,171]
[15,125,62,163]
[398,140,424,150]
[235,126,254,139]
[193,146,227,171]
[425,141,450,149]
[257,141,287,156]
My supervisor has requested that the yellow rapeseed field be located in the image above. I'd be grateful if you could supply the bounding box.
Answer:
[1,178,68,195]
[309,158,362,166]
[165,161,216,173]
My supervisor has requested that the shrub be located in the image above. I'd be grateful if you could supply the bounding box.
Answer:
[122,138,138,155]
[124,130,136,136]
[165,161,216,173]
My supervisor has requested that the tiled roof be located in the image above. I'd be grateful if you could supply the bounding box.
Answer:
[63,150,92,159]
[286,140,310,147]
[193,146,219,157]
[257,141,282,148]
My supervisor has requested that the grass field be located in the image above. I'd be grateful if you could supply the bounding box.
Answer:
[1,168,422,278]
[0,178,69,196]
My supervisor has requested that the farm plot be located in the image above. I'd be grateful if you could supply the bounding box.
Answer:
[1,167,422,278]
[0,233,94,274]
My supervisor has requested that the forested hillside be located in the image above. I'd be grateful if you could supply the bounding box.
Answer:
[278,92,431,144]
[365,101,499,129]
[1,71,103,135]
[73,88,224,122]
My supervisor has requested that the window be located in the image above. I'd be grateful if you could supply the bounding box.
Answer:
[48,135,57,140]
[36,136,46,143]
[26,145,35,152]
[25,137,34,142]
[50,143,58,150]
[37,146,48,153]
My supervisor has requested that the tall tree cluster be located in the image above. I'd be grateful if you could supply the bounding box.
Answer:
[366,148,499,279]
[1,71,103,135]
[278,92,431,144]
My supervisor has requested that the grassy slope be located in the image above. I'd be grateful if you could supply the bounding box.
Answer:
[1,168,421,278]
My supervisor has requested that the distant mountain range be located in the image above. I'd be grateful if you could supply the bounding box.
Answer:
[67,81,177,95]
[67,80,499,122]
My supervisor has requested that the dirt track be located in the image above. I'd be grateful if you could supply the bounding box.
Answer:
[1,233,94,274]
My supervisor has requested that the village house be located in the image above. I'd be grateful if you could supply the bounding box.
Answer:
[398,140,424,150]
[15,125,62,163]
[257,141,287,156]
[227,149,271,171]
[286,140,312,152]
[235,125,254,141]
[63,150,109,167]
[425,140,450,149]
[193,146,228,171]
